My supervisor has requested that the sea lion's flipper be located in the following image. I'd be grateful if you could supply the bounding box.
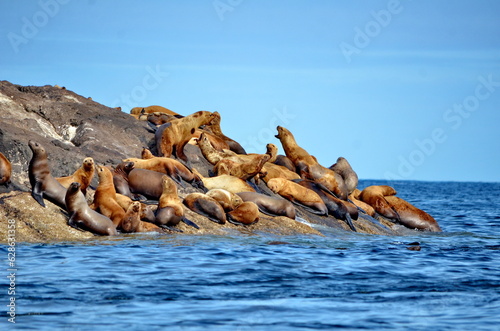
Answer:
[131,193,147,201]
[32,181,46,207]
[147,121,158,133]
[170,174,185,188]
[159,224,183,233]
[290,200,326,216]
[142,200,159,206]
[344,213,357,232]
[181,217,200,229]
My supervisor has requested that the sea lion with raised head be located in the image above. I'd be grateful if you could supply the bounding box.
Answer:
[183,192,227,224]
[204,111,246,154]
[0,151,12,186]
[65,182,118,236]
[56,157,95,195]
[359,185,400,221]
[28,140,67,208]
[196,132,238,165]
[329,157,358,195]
[236,191,296,220]
[275,126,348,200]
[121,201,164,233]
[158,110,216,161]
[266,178,328,216]
[384,196,442,232]
[93,165,126,227]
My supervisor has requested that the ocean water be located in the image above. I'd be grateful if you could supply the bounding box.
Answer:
[3,180,500,330]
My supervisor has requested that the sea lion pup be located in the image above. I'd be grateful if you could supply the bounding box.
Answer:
[121,202,164,233]
[329,157,358,195]
[359,185,401,221]
[275,126,348,200]
[93,165,127,228]
[130,105,179,116]
[28,140,67,208]
[349,189,376,217]
[266,178,328,216]
[155,175,199,230]
[56,157,95,195]
[65,182,118,236]
[294,179,357,231]
[192,168,256,194]
[0,151,12,186]
[384,196,442,232]
[213,153,270,181]
[204,111,247,154]
[158,110,216,161]
[115,193,156,223]
[183,192,227,224]
[237,192,296,220]
[206,188,243,211]
[227,201,260,226]
[122,156,203,188]
[196,132,237,165]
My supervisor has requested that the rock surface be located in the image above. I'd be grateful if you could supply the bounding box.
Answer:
[0,81,405,243]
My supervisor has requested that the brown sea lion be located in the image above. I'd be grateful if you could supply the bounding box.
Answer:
[384,196,442,232]
[237,191,296,220]
[196,132,237,165]
[127,168,165,199]
[294,179,357,231]
[193,168,256,194]
[141,148,155,159]
[121,201,164,233]
[266,143,296,172]
[183,192,227,224]
[227,201,259,225]
[191,129,230,151]
[130,105,179,116]
[115,193,156,223]
[206,188,243,211]
[111,162,137,199]
[28,140,67,208]
[349,188,376,217]
[213,154,270,181]
[157,110,216,161]
[329,157,358,195]
[93,165,126,228]
[266,178,328,216]
[260,162,301,183]
[122,156,202,187]
[359,185,400,221]
[56,157,95,195]
[204,111,246,154]
[65,182,118,236]
[275,126,348,200]
[0,151,12,186]
[147,112,178,126]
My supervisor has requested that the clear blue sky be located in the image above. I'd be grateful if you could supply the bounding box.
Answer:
[1,0,499,182]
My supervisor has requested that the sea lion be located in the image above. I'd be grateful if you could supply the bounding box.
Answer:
[0,151,12,186]
[154,175,198,229]
[213,154,270,181]
[65,182,118,236]
[93,165,126,228]
[329,157,358,195]
[206,188,243,211]
[193,168,256,194]
[237,191,296,219]
[204,111,246,154]
[349,188,376,216]
[183,192,227,224]
[266,143,295,172]
[126,168,166,199]
[56,157,95,195]
[384,196,442,232]
[111,162,138,199]
[359,185,400,221]
[266,178,328,216]
[275,126,348,200]
[121,201,164,233]
[130,105,179,116]
[28,140,67,208]
[294,179,357,231]
[227,201,260,225]
[157,110,216,161]
[115,193,156,223]
[191,129,231,151]
[260,162,301,183]
[122,156,203,188]
[196,132,237,165]
[147,112,178,126]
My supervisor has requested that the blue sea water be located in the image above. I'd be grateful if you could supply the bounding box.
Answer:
[2,180,500,330]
